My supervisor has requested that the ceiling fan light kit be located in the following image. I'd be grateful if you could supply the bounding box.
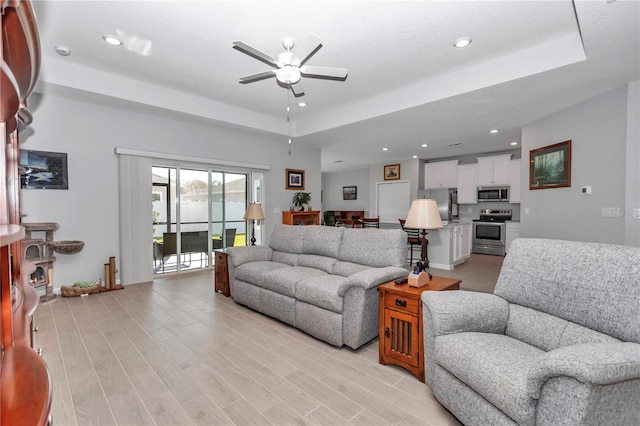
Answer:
[233,34,348,97]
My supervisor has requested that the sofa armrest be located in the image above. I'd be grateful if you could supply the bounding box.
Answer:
[226,246,273,267]
[526,342,640,399]
[340,266,409,295]
[421,291,509,336]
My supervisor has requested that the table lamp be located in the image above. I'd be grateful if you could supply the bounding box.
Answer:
[404,199,443,277]
[244,203,265,246]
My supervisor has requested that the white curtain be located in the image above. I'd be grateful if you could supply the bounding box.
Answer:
[118,154,153,284]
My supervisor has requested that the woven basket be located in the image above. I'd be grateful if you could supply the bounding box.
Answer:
[61,283,101,297]
[49,240,85,254]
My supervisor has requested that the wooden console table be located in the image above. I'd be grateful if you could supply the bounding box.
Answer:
[282,210,320,225]
[378,276,460,382]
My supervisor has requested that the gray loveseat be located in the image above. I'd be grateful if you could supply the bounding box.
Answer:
[422,238,640,425]
[226,224,408,349]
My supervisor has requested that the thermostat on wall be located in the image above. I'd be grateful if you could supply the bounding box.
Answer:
[581,186,592,195]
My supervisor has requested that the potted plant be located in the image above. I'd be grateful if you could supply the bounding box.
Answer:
[291,191,311,211]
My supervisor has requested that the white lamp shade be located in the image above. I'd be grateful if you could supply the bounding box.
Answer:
[404,199,443,230]
[244,203,265,220]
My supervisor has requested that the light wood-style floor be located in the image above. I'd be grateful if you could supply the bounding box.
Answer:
[35,254,502,426]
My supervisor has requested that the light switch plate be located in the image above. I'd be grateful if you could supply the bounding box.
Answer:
[602,207,621,217]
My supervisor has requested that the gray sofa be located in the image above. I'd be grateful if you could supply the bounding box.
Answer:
[226,224,408,349]
[422,238,640,426]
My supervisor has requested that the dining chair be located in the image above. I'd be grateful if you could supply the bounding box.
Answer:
[399,219,422,265]
[362,217,380,228]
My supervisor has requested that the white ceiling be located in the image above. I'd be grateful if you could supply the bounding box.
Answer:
[32,1,639,172]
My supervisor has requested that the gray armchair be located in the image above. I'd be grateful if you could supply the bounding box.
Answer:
[421,238,640,426]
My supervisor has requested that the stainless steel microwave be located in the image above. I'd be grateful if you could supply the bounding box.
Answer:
[477,186,509,202]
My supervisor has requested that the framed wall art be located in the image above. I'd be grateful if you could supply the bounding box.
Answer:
[285,168,305,190]
[384,164,400,181]
[20,149,69,190]
[529,140,571,190]
[343,186,357,200]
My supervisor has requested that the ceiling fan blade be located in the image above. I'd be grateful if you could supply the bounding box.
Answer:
[233,41,278,67]
[290,82,305,97]
[295,34,322,66]
[300,66,348,80]
[239,70,276,84]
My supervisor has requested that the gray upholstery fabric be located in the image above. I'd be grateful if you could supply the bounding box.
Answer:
[421,238,640,426]
[268,224,307,254]
[297,254,337,273]
[436,333,542,425]
[506,304,620,352]
[338,228,407,267]
[296,274,346,313]
[526,342,640,398]
[332,260,370,277]
[226,245,272,267]
[271,250,300,266]
[227,224,407,349]
[262,266,326,298]
[495,238,640,343]
[234,261,288,287]
[296,301,343,347]
[302,225,344,257]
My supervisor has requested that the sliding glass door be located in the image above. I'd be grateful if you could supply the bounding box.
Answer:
[152,165,247,275]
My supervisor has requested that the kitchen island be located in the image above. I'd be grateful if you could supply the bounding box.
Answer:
[423,222,472,270]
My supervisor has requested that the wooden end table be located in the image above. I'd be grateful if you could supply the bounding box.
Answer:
[378,276,460,382]
[214,250,230,296]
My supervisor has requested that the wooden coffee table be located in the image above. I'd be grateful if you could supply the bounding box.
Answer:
[378,276,460,382]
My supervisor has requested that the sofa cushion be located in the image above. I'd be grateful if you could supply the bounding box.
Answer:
[297,254,337,274]
[269,224,307,254]
[338,228,406,268]
[234,261,289,287]
[495,238,640,344]
[506,304,620,352]
[436,332,543,426]
[331,260,370,277]
[296,275,348,313]
[301,225,344,258]
[272,251,300,266]
[262,266,327,298]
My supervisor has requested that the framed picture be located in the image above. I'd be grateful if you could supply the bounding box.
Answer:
[529,140,572,190]
[384,164,400,180]
[343,186,357,200]
[285,168,305,190]
[20,149,69,190]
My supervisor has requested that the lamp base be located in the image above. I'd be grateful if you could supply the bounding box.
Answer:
[250,220,256,246]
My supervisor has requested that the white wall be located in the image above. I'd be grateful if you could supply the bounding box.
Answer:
[22,93,321,289]
[521,83,639,245]
[625,81,640,247]
[321,168,370,216]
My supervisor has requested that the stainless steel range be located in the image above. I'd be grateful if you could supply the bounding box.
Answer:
[472,209,512,256]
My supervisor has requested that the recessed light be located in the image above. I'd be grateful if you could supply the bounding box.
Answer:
[412,155,418,159]
[298,102,307,107]
[453,37,472,48]
[490,129,499,134]
[421,144,428,148]
[382,147,388,151]
[510,141,519,146]
[54,45,71,56]
[103,35,123,46]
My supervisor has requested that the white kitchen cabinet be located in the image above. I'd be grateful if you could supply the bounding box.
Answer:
[509,159,521,203]
[477,154,511,186]
[457,163,478,204]
[505,221,521,254]
[424,160,458,188]
[451,223,472,264]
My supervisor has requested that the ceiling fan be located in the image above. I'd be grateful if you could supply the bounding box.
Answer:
[232,34,348,97]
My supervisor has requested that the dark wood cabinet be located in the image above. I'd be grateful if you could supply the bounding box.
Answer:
[214,251,230,296]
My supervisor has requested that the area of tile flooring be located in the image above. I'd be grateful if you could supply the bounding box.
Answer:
[36,254,502,425]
